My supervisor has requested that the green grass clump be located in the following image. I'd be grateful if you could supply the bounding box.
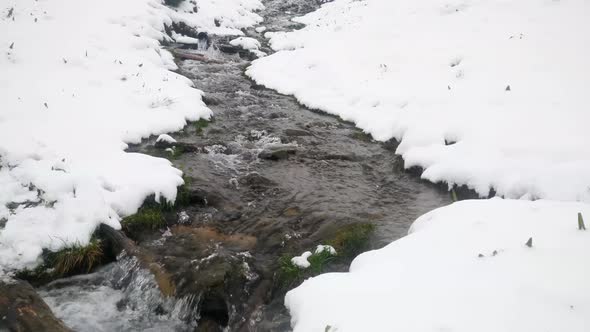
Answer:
[277,254,304,289]
[579,212,586,230]
[174,175,194,207]
[47,239,104,276]
[194,118,210,135]
[275,224,374,291]
[328,223,375,259]
[121,208,166,237]
[167,146,186,160]
[350,131,372,142]
[307,249,336,275]
[276,248,337,290]
[451,189,458,202]
[15,264,53,285]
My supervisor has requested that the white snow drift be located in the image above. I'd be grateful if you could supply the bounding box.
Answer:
[247,0,590,330]
[248,0,590,202]
[286,199,590,332]
[0,0,262,272]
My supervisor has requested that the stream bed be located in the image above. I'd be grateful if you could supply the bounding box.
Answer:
[38,0,450,331]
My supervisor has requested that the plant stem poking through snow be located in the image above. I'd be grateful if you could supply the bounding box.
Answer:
[451,189,458,202]
[578,212,586,230]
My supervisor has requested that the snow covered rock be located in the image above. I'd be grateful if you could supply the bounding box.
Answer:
[230,37,262,50]
[157,134,177,144]
[291,251,313,269]
[286,199,590,332]
[314,245,336,255]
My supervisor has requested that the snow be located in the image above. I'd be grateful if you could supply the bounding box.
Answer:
[172,32,200,45]
[156,134,177,144]
[286,198,590,332]
[170,0,263,36]
[245,1,590,330]
[0,0,262,273]
[255,26,267,33]
[314,245,336,255]
[247,0,590,202]
[230,36,262,50]
[291,251,312,269]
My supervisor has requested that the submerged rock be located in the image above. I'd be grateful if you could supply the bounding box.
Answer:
[284,128,312,137]
[258,145,297,160]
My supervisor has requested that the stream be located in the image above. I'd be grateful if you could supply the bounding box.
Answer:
[38,0,450,331]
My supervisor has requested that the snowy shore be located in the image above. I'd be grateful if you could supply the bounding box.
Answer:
[0,0,262,272]
[248,0,590,202]
[286,199,590,332]
[246,0,590,330]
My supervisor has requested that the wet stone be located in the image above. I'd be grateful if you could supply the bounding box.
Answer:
[202,94,223,106]
[239,172,277,188]
[284,128,312,137]
[0,279,71,332]
[258,146,297,160]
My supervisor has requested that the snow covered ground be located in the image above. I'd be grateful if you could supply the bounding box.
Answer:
[0,0,262,272]
[248,0,590,201]
[286,199,590,332]
[246,0,590,330]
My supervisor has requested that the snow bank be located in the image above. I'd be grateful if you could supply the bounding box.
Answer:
[171,0,263,35]
[286,199,590,331]
[247,0,590,201]
[0,0,262,272]
[230,37,261,50]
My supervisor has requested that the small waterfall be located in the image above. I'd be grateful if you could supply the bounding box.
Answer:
[38,254,199,332]
[197,32,210,51]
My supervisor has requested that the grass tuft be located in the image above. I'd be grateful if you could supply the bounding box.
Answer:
[48,239,103,276]
[194,118,210,135]
[328,223,375,259]
[578,212,586,230]
[451,189,458,202]
[276,248,337,290]
[121,207,166,238]
[307,249,335,275]
[174,175,194,207]
[166,146,186,160]
[277,254,304,289]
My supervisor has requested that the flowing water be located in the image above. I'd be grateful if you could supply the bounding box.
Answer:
[39,0,450,330]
